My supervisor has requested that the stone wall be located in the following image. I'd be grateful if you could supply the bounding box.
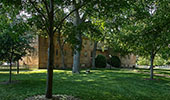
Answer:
[119,54,136,67]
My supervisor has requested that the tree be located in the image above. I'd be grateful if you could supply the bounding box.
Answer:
[70,0,139,72]
[22,0,92,98]
[85,19,105,69]
[112,0,170,80]
[0,10,33,83]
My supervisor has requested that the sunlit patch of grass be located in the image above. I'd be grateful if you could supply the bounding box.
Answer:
[75,79,82,82]
[0,71,9,74]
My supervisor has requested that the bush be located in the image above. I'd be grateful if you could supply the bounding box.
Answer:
[95,55,107,68]
[108,56,121,68]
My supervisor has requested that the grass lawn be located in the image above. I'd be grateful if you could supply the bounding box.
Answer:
[0,68,170,100]
[135,68,170,76]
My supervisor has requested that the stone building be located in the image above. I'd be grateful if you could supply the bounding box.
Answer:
[20,35,136,69]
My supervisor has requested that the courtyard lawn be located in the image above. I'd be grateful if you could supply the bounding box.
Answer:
[136,68,170,76]
[0,68,170,100]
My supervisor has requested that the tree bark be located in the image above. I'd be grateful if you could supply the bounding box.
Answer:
[150,51,155,80]
[9,60,12,83]
[9,50,13,83]
[72,35,81,73]
[17,60,19,74]
[60,47,66,69]
[92,41,98,69]
[46,0,54,98]
[57,36,66,69]
[72,2,82,74]
[46,36,54,98]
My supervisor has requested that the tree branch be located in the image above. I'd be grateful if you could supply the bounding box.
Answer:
[53,1,89,33]
[42,0,50,15]
[28,0,48,24]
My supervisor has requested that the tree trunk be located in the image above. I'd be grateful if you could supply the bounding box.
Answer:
[9,60,12,83]
[72,3,82,74]
[60,48,66,69]
[73,51,80,73]
[150,51,155,80]
[73,44,81,73]
[46,0,54,98]
[46,36,54,98]
[57,36,66,69]
[17,60,19,74]
[92,41,98,69]
[73,33,82,73]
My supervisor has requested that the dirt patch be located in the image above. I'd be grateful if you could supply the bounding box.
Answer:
[25,95,80,100]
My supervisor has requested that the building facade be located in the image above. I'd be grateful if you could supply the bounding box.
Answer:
[20,35,136,69]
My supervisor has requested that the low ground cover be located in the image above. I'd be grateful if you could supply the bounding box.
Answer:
[0,68,170,100]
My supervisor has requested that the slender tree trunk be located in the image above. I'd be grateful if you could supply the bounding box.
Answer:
[150,51,155,80]
[17,60,19,74]
[92,41,98,69]
[60,48,65,69]
[72,3,82,73]
[9,60,12,83]
[46,36,54,98]
[73,51,80,73]
[57,36,66,69]
[73,39,81,73]
[46,0,54,98]
[73,33,82,73]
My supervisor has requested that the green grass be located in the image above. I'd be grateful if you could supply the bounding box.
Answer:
[136,68,170,75]
[0,68,170,100]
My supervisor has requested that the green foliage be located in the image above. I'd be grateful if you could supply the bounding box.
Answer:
[95,55,107,68]
[0,0,21,7]
[137,56,168,66]
[108,0,170,67]
[108,56,121,68]
[137,57,150,66]
[0,61,3,65]
[0,31,34,62]
[166,62,170,65]
[0,4,34,63]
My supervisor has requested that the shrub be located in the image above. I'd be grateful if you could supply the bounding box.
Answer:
[108,56,121,68]
[95,55,107,68]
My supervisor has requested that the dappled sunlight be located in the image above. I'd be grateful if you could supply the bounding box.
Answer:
[0,72,9,74]
[87,79,94,82]
[61,77,67,80]
[40,79,46,81]
[99,75,107,78]
[19,70,47,74]
[75,79,82,82]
